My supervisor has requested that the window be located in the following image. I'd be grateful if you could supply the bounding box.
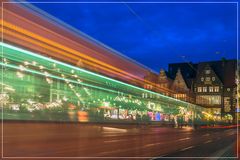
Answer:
[203,87,207,92]
[214,86,219,92]
[205,70,211,74]
[205,77,211,81]
[201,77,204,82]
[197,87,202,92]
[209,86,214,92]
[196,95,221,105]
[212,77,215,81]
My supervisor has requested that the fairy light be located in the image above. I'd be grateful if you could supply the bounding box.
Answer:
[46,77,53,84]
[39,65,44,70]
[24,61,30,65]
[19,65,26,71]
[32,61,37,66]
[1,42,209,116]
[16,71,24,78]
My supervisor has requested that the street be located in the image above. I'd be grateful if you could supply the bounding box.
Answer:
[0,121,238,159]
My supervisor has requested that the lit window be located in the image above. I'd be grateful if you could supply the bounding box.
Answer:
[206,77,211,81]
[214,86,219,92]
[203,87,207,92]
[197,87,202,92]
[201,77,204,81]
[196,95,221,105]
[209,86,214,92]
[205,70,211,74]
[212,77,215,81]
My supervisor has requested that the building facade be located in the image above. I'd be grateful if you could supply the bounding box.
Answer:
[194,60,237,121]
[166,59,237,121]
[143,59,237,121]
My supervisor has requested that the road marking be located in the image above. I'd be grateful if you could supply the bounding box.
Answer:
[102,127,127,133]
[204,140,212,144]
[227,132,235,136]
[157,154,168,157]
[143,142,163,147]
[180,146,194,151]
[177,137,190,141]
[104,139,125,143]
[144,144,156,147]
[142,142,164,148]
[202,133,210,137]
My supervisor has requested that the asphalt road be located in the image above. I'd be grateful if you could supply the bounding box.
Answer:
[0,121,238,159]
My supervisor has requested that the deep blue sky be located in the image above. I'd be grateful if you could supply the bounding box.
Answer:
[26,0,237,72]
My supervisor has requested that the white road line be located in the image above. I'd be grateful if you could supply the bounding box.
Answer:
[204,140,212,144]
[177,137,190,141]
[157,154,168,157]
[102,127,127,133]
[104,139,125,143]
[180,146,194,151]
[202,133,210,137]
[227,132,235,136]
[143,142,163,147]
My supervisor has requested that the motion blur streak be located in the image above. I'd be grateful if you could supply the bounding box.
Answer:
[0,1,193,99]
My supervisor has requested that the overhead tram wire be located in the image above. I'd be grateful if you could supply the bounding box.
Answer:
[121,1,196,101]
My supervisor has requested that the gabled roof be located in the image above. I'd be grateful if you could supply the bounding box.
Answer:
[197,59,237,87]
[167,63,197,89]
[168,62,198,80]
[167,59,237,88]
[172,69,189,90]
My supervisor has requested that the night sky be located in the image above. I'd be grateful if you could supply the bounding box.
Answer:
[27,0,237,72]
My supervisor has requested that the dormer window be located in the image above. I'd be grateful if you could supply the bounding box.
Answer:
[205,69,211,74]
[206,77,211,81]
[212,77,215,81]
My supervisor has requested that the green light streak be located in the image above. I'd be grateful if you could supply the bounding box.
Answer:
[0,62,119,95]
[0,42,197,107]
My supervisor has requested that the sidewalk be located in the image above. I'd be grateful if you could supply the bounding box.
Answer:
[205,142,238,160]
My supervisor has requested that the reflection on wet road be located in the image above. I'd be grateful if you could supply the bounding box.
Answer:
[1,121,237,159]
